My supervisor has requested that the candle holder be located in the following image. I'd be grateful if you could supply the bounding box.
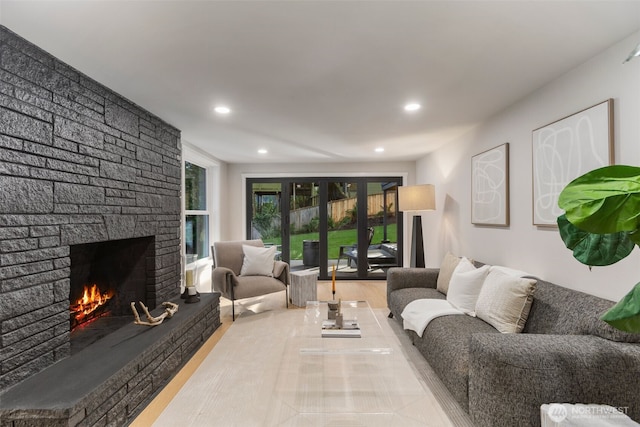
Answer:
[185,284,200,304]
[182,257,200,302]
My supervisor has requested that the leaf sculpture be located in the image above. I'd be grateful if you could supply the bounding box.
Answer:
[557,214,635,266]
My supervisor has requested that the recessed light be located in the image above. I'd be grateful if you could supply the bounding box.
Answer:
[375,147,385,153]
[214,105,231,114]
[258,149,268,154]
[404,103,421,112]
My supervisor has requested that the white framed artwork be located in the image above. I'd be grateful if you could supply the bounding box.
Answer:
[532,99,614,226]
[471,143,509,226]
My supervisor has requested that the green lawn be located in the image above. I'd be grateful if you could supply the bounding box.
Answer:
[265,225,397,260]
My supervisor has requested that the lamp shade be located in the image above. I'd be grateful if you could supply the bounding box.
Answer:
[398,184,436,212]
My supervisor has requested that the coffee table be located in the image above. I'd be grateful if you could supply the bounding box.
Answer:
[153,301,453,426]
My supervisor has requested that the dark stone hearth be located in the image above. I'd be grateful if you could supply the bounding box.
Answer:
[0,294,221,426]
[0,21,185,402]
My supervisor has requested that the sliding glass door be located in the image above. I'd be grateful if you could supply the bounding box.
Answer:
[289,181,320,268]
[327,180,359,278]
[247,177,402,280]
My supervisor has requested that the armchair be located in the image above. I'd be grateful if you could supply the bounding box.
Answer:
[211,239,289,320]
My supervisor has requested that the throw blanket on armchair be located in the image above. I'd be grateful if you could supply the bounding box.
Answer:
[401,299,464,337]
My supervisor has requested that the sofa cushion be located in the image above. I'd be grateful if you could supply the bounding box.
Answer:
[436,252,460,295]
[447,260,490,316]
[388,287,444,320]
[468,333,640,426]
[524,279,640,343]
[240,244,276,277]
[475,269,537,333]
[414,314,499,411]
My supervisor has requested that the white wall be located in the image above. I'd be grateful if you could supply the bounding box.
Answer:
[416,31,640,301]
[223,161,416,241]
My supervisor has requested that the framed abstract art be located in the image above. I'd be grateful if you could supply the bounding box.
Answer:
[532,99,613,226]
[471,143,509,226]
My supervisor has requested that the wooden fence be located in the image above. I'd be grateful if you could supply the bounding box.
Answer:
[290,192,395,230]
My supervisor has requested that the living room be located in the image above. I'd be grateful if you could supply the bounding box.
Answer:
[1,1,640,426]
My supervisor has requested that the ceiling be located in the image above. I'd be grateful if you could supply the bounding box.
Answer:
[1,1,639,164]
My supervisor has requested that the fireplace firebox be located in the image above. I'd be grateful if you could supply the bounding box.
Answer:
[69,237,155,353]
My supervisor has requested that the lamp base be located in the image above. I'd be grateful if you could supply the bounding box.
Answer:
[410,214,425,268]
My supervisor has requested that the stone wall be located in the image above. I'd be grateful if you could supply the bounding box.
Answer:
[0,26,183,392]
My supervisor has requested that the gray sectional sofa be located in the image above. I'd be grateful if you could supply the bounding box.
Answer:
[387,266,640,427]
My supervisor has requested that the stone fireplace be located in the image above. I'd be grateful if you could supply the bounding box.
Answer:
[0,23,183,391]
[0,26,220,425]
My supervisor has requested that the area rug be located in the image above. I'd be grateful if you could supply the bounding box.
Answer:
[153,306,466,426]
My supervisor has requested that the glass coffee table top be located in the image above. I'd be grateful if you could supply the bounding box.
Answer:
[298,300,390,353]
[263,301,451,426]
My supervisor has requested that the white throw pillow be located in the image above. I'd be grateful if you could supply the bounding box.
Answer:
[475,269,537,333]
[446,259,490,316]
[240,244,276,277]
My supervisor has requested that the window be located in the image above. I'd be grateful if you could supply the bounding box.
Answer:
[185,161,209,261]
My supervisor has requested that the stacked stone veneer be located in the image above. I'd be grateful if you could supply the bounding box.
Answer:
[0,26,182,392]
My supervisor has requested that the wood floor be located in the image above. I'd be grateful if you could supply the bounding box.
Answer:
[130,280,387,426]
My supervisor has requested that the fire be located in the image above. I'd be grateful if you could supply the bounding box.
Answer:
[71,284,114,324]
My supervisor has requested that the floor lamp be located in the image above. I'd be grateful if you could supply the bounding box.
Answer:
[398,184,436,268]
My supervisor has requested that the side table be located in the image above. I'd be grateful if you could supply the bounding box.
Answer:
[290,270,318,307]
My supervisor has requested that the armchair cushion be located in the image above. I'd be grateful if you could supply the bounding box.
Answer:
[240,244,276,277]
[232,275,288,300]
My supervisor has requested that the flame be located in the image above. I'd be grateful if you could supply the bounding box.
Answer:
[71,284,114,323]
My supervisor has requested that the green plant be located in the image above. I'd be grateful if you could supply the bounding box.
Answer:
[375,202,395,218]
[253,202,280,239]
[344,203,358,225]
[557,165,640,332]
[303,216,320,233]
[327,217,336,230]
